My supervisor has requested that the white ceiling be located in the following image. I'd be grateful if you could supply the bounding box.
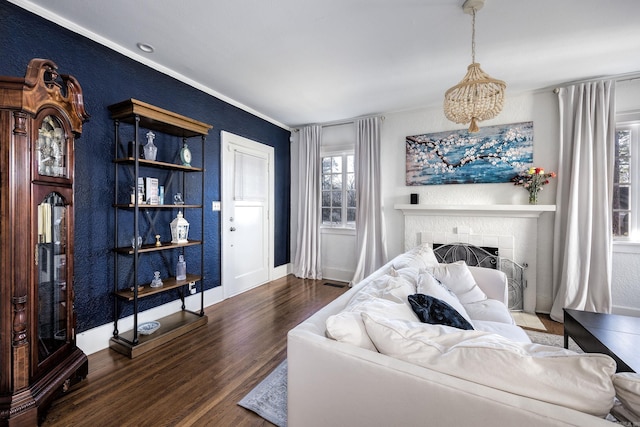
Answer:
[11,0,640,129]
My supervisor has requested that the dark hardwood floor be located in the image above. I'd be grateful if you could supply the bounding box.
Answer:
[534,313,564,335]
[42,275,349,427]
[42,275,563,426]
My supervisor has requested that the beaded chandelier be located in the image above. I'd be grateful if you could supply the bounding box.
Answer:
[444,0,506,133]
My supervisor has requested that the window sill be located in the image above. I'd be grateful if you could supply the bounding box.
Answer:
[613,241,640,254]
[320,226,356,236]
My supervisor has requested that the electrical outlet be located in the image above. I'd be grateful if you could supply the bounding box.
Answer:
[188,281,196,295]
[212,201,221,211]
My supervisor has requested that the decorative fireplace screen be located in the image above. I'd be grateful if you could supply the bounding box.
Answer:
[432,243,525,311]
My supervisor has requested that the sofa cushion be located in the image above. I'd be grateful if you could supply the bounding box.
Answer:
[408,294,474,330]
[326,297,418,351]
[472,320,531,343]
[362,313,617,417]
[428,261,487,304]
[463,299,515,324]
[346,274,416,308]
[389,266,421,286]
[392,244,439,270]
[326,274,418,351]
[613,372,640,419]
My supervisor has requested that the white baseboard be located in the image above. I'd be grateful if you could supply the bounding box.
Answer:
[533,304,640,319]
[322,267,354,284]
[77,265,294,356]
[613,304,640,317]
[76,286,225,355]
[272,263,291,280]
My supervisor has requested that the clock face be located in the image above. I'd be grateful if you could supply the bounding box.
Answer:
[37,115,66,177]
[181,143,192,166]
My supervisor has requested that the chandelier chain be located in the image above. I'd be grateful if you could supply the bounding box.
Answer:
[471,8,476,64]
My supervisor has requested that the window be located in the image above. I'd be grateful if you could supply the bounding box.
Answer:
[613,123,640,239]
[322,154,355,227]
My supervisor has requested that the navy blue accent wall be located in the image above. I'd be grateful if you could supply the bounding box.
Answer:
[1,2,291,332]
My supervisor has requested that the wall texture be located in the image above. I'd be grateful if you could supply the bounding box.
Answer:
[0,2,291,332]
[379,91,558,313]
[377,82,640,315]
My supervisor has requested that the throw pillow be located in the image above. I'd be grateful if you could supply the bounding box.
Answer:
[412,243,439,267]
[408,294,474,330]
[613,372,640,419]
[361,313,617,418]
[416,270,473,325]
[428,261,487,304]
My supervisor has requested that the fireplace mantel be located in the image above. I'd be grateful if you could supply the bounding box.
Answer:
[394,204,556,218]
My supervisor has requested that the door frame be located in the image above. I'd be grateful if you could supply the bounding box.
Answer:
[221,131,274,299]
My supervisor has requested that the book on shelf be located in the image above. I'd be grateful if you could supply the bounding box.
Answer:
[145,177,159,205]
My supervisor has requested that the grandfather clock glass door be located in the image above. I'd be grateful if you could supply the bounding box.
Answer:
[36,191,70,364]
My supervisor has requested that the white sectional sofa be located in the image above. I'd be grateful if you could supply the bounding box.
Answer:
[288,245,638,426]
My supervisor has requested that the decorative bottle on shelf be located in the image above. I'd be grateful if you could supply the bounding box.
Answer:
[143,131,157,161]
[176,255,187,281]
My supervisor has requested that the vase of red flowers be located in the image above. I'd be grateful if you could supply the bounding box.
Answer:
[511,167,556,205]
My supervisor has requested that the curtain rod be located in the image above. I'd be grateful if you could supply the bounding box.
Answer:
[292,115,385,132]
[552,71,640,93]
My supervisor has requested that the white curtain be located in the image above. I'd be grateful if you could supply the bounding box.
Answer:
[352,117,387,284]
[550,80,616,322]
[293,125,323,279]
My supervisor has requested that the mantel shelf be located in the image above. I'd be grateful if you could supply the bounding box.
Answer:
[394,204,556,218]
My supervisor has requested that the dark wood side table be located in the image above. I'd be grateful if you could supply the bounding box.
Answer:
[564,308,640,373]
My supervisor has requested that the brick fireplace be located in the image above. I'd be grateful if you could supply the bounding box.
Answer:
[394,204,556,313]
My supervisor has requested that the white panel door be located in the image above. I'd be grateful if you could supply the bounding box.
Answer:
[221,131,274,298]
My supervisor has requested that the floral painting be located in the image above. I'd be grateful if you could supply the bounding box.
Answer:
[406,121,534,185]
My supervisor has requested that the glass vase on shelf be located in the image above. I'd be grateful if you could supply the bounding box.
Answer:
[176,255,187,281]
[528,189,539,205]
[143,131,157,161]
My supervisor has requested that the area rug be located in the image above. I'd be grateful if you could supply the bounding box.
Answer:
[512,311,547,331]
[238,359,287,427]
[237,331,579,427]
[525,329,582,353]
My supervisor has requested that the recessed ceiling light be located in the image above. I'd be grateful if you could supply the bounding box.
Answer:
[136,43,154,53]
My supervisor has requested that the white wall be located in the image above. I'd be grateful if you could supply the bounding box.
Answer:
[380,90,558,312]
[291,79,640,315]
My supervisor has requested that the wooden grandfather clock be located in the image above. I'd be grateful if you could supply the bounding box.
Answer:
[0,59,89,425]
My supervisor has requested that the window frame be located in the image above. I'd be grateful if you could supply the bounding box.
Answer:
[320,150,356,229]
[614,113,640,244]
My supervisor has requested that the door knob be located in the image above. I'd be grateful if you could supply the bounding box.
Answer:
[230,227,236,231]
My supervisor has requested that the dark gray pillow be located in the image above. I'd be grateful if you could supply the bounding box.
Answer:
[408,293,474,330]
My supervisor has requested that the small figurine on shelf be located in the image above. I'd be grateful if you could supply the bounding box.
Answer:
[176,255,187,281]
[150,271,163,288]
[131,235,142,249]
[155,235,162,247]
[143,131,158,161]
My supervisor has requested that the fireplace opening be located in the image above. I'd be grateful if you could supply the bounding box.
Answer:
[433,243,499,269]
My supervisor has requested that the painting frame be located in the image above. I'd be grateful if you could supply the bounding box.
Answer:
[406,121,534,185]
